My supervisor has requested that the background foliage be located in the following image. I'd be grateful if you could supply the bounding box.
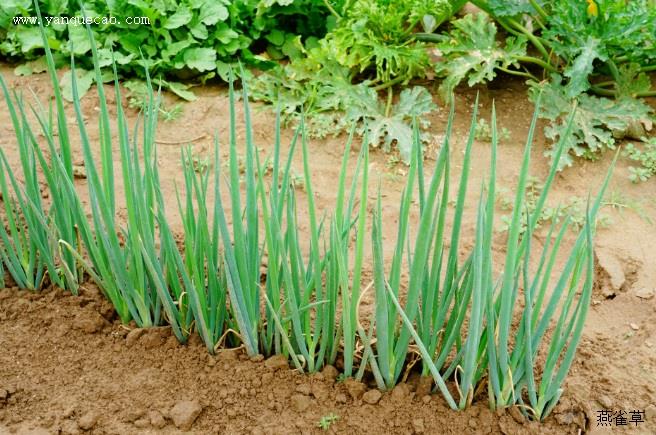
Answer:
[0,0,333,97]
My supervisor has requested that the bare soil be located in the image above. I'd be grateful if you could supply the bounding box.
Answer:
[1,66,655,434]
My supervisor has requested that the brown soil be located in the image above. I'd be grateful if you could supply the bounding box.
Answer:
[1,66,655,434]
[0,285,580,435]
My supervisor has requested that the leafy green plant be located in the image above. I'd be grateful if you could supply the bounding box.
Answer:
[315,0,463,85]
[420,2,655,166]
[428,13,530,99]
[529,75,652,169]
[252,67,438,163]
[124,80,183,121]
[1,0,334,98]
[250,0,465,161]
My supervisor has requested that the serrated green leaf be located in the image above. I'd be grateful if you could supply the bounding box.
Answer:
[434,14,527,99]
[615,63,652,98]
[281,34,304,59]
[368,117,414,161]
[395,86,436,119]
[563,37,607,98]
[531,75,653,169]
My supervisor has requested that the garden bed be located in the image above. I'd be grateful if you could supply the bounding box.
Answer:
[1,66,655,434]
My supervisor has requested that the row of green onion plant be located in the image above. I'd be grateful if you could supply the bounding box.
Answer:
[363,98,612,419]
[0,6,613,421]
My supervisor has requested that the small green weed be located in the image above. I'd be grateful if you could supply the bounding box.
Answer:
[624,139,656,183]
[475,118,510,142]
[317,413,339,430]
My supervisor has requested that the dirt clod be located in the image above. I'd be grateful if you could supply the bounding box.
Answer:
[74,310,106,334]
[416,376,433,397]
[125,328,145,347]
[78,411,98,430]
[412,418,425,434]
[290,394,312,412]
[295,383,312,396]
[344,379,367,401]
[635,288,655,300]
[124,409,145,423]
[140,329,166,349]
[391,383,410,402]
[170,400,202,430]
[62,406,76,419]
[148,410,167,429]
[322,365,338,382]
[264,355,289,371]
[595,249,626,296]
[134,417,150,428]
[363,389,382,405]
[597,395,613,409]
[311,383,330,401]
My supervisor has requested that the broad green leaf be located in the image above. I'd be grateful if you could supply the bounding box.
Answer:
[96,49,134,68]
[14,57,47,76]
[215,24,239,44]
[16,27,43,53]
[60,68,94,102]
[265,29,285,46]
[164,6,192,29]
[199,0,229,26]
[183,47,217,72]
[67,23,92,55]
[164,80,197,101]
[161,37,193,61]
[189,20,208,40]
